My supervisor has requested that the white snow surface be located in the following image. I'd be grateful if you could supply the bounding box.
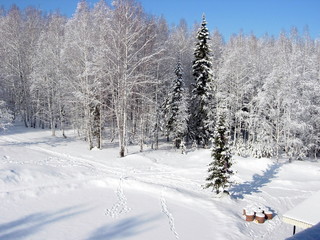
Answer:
[283,190,320,226]
[0,126,320,240]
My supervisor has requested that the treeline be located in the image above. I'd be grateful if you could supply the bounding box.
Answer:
[0,0,319,159]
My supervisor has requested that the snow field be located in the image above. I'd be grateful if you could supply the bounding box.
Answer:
[0,126,320,239]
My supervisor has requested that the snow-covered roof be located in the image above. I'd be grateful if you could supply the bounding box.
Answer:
[286,223,320,240]
[283,191,320,229]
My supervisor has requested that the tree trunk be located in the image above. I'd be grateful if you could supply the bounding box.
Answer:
[119,145,125,158]
[51,119,56,137]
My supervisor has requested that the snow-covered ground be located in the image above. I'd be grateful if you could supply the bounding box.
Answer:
[0,126,319,240]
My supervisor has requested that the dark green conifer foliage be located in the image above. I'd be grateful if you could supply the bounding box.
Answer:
[205,113,233,194]
[162,59,187,148]
[189,15,214,147]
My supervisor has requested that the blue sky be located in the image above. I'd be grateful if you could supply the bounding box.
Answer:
[1,0,320,40]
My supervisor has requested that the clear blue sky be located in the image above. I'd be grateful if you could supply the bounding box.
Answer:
[1,0,320,40]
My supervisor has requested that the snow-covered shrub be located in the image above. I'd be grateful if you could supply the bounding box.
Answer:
[0,101,13,130]
[250,143,275,159]
[286,138,306,160]
[233,138,250,157]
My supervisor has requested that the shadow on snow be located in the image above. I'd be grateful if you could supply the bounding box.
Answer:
[86,214,160,240]
[0,205,90,239]
[230,162,283,199]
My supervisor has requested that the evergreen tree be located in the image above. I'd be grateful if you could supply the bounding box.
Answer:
[161,97,171,141]
[189,15,215,147]
[163,59,187,148]
[205,112,233,195]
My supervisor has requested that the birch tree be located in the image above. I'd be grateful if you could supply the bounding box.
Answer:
[108,0,161,157]
[63,0,101,149]
[0,6,43,127]
[31,13,66,135]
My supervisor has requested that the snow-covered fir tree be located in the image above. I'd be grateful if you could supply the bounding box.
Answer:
[162,59,188,148]
[188,15,215,147]
[0,4,319,159]
[205,112,233,195]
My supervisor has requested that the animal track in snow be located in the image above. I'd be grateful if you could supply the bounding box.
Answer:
[105,178,131,218]
[161,188,179,239]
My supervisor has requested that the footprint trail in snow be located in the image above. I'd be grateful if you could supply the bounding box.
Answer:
[105,178,131,218]
[161,188,179,239]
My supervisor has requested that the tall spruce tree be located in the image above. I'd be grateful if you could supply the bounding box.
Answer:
[205,112,233,195]
[189,15,215,147]
[163,59,187,148]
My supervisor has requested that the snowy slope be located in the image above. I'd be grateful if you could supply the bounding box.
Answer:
[0,126,319,240]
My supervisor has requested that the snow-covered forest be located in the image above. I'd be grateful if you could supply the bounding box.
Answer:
[0,0,319,159]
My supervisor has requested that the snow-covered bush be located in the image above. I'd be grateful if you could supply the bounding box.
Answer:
[251,144,275,159]
[286,138,307,160]
[233,138,250,157]
[0,101,13,130]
